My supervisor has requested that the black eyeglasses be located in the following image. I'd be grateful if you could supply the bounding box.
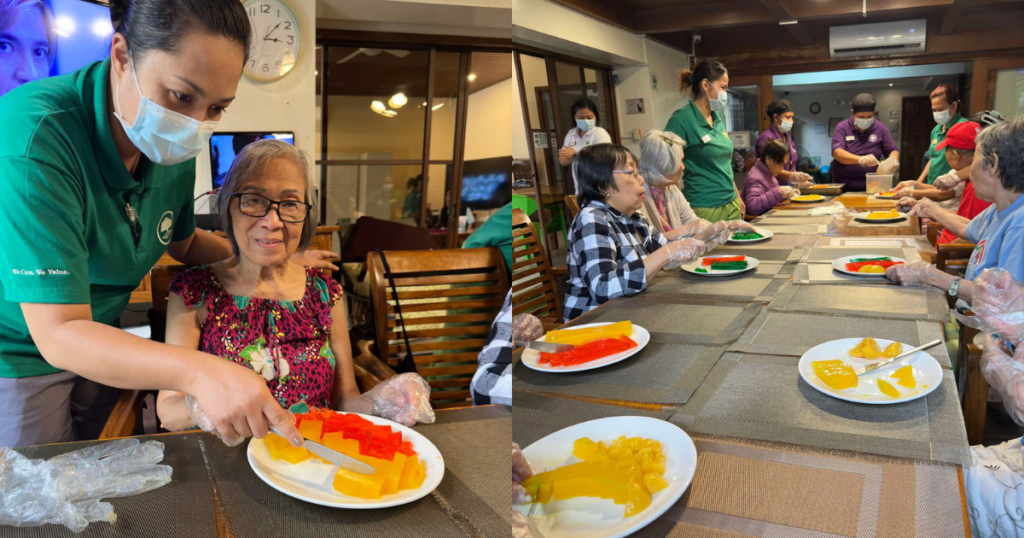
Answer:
[232,192,310,223]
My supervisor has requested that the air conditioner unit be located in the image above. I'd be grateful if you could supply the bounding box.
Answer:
[829,19,926,59]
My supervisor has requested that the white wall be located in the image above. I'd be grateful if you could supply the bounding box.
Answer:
[612,38,691,154]
[781,85,932,169]
[317,0,511,37]
[195,0,317,212]
[465,78,516,161]
[512,0,646,66]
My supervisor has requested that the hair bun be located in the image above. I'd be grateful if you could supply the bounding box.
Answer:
[678,69,693,91]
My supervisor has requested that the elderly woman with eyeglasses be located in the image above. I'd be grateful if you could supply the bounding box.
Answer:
[156,140,433,435]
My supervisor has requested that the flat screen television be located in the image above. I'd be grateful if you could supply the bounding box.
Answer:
[209,132,295,188]
[458,156,512,211]
[49,0,113,76]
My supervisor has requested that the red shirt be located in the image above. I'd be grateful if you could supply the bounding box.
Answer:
[938,181,992,244]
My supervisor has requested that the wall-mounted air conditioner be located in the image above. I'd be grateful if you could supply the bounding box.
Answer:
[829,19,926,59]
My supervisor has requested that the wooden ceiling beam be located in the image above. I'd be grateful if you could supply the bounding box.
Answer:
[758,0,814,46]
[544,0,638,31]
[636,1,775,33]
[938,0,978,35]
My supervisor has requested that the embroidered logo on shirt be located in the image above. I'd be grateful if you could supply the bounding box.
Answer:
[971,239,987,271]
[869,134,878,143]
[11,268,69,276]
[158,211,174,245]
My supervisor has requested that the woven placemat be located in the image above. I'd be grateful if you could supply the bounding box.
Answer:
[815,236,927,248]
[728,234,821,249]
[511,392,674,449]
[512,341,727,404]
[752,215,836,226]
[582,299,763,346]
[2,433,217,538]
[699,247,805,263]
[792,263,901,286]
[756,223,828,235]
[803,246,922,263]
[847,217,912,228]
[199,407,509,538]
[646,272,790,303]
[769,283,950,322]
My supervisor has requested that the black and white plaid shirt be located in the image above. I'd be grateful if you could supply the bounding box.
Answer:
[563,201,667,322]
[471,291,512,406]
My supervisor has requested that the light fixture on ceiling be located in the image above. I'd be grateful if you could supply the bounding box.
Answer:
[779,20,798,26]
[432,103,444,111]
[371,100,386,112]
[315,70,319,76]
[468,74,477,81]
[381,110,397,117]
[889,83,894,86]
[388,92,408,109]
[422,102,428,107]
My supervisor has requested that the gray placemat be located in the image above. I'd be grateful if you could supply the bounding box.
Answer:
[700,247,805,263]
[728,310,952,367]
[815,236,926,248]
[730,234,822,248]
[847,217,912,228]
[512,342,727,404]
[792,263,900,285]
[199,406,509,538]
[2,433,217,538]
[671,354,970,466]
[803,246,922,263]
[753,215,836,226]
[512,392,674,449]
[584,300,763,346]
[769,283,951,322]
[646,274,789,303]
[757,223,828,235]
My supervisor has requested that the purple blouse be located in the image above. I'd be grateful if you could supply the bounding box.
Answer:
[755,126,798,180]
[830,118,897,191]
[742,161,785,216]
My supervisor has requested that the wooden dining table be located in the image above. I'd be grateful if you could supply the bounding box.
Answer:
[512,202,973,537]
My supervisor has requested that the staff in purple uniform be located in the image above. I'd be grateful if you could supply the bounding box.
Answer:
[755,99,812,187]
[830,93,900,191]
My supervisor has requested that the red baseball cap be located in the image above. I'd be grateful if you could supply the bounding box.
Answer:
[936,121,982,151]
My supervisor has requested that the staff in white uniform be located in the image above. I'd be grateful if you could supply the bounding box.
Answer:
[558,98,612,193]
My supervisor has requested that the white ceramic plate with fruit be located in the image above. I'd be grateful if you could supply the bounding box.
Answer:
[728,227,774,243]
[797,338,943,404]
[247,412,444,508]
[515,416,697,538]
[853,210,908,223]
[681,255,759,277]
[520,322,651,374]
[831,255,907,277]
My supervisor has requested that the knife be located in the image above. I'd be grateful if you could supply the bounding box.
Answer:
[854,339,942,376]
[269,425,376,475]
[515,341,574,353]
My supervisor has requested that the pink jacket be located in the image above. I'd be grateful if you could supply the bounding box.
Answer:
[742,161,784,216]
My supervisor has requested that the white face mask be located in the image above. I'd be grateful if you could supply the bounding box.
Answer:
[854,117,874,130]
[707,84,728,112]
[576,118,596,131]
[934,108,952,126]
[113,55,219,166]
[779,119,793,133]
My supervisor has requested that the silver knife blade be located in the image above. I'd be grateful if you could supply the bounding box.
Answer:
[854,339,942,376]
[516,341,574,353]
[268,426,375,475]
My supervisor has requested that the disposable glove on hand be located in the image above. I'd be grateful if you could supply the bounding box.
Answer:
[512,314,544,342]
[342,373,436,427]
[895,197,918,211]
[980,333,1024,426]
[858,154,880,167]
[974,269,1024,349]
[663,238,707,269]
[934,170,962,191]
[884,260,938,288]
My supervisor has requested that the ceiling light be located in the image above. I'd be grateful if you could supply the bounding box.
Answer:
[432,103,444,111]
[371,100,386,112]
[381,110,397,117]
[468,74,477,81]
[779,20,798,25]
[388,93,408,109]
[315,70,319,76]
[422,102,428,106]
[889,83,893,86]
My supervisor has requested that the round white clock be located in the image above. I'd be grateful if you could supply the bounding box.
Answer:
[242,0,302,83]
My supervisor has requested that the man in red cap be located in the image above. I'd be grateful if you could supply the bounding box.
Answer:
[896,121,992,244]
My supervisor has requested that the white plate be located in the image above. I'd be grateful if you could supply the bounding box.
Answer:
[247,413,444,508]
[521,322,651,373]
[831,255,907,277]
[874,193,898,199]
[728,227,774,243]
[681,255,760,277]
[515,416,697,538]
[853,211,908,223]
[792,195,825,203]
[798,338,942,404]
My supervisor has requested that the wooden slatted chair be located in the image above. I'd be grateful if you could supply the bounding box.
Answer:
[362,248,509,409]
[955,312,989,445]
[512,209,566,330]
[565,195,580,220]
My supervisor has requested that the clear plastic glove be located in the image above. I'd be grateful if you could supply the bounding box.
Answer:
[934,170,962,191]
[513,442,534,504]
[187,394,249,447]
[895,180,918,191]
[692,220,730,243]
[980,333,1024,425]
[893,187,915,199]
[882,156,900,170]
[973,269,1024,348]
[895,197,918,211]
[512,511,553,538]
[884,260,938,287]
[0,438,172,533]
[663,238,707,269]
[724,219,755,232]
[512,314,544,342]
[672,218,712,239]
[342,373,436,427]
[858,154,880,167]
[908,197,940,220]
[779,186,798,200]
[791,172,814,186]
[807,202,846,216]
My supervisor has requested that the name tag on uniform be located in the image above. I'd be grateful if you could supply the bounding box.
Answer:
[701,134,712,144]
[845,135,855,141]
[931,139,938,145]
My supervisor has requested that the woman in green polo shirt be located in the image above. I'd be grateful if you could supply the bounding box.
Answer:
[902,84,967,189]
[0,0,332,448]
[664,59,745,222]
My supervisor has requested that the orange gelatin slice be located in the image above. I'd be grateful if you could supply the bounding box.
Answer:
[265,432,311,464]
[812,360,858,390]
[544,321,632,346]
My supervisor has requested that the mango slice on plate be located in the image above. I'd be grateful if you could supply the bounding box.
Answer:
[883,342,903,359]
[890,365,913,380]
[813,360,858,390]
[857,265,886,274]
[849,337,884,359]
[265,432,311,464]
[896,376,916,389]
[877,379,901,398]
[624,479,652,517]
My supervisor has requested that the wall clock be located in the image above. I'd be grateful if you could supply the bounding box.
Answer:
[242,0,302,83]
[809,102,821,115]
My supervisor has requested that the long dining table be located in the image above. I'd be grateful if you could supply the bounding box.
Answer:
[512,192,974,537]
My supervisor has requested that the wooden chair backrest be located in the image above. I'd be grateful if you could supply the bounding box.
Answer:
[151,265,189,312]
[511,209,562,321]
[565,195,580,219]
[366,248,509,408]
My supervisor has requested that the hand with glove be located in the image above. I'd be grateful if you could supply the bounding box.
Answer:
[662,238,707,269]
[973,269,1024,349]
[791,172,814,187]
[895,197,918,212]
[724,219,756,232]
[672,218,712,239]
[341,373,436,427]
[0,438,173,533]
[884,260,939,288]
[894,180,918,191]
[881,156,900,170]
[857,154,880,167]
[908,197,939,220]
[692,220,733,252]
[779,186,799,200]
[893,186,915,199]
[933,170,962,191]
[980,333,1024,426]
[511,442,553,538]
[512,314,544,343]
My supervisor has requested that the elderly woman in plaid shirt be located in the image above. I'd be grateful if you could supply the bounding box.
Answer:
[562,144,739,322]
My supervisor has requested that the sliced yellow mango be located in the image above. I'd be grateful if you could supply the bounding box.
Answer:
[573,437,599,461]
[624,479,652,518]
[643,473,669,495]
[891,365,913,380]
[877,379,901,398]
[883,342,903,359]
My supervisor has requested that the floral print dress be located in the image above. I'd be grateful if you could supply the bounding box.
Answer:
[169,265,344,409]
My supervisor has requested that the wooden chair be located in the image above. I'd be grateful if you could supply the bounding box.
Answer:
[956,313,989,445]
[565,195,580,220]
[512,209,566,330]
[361,248,510,408]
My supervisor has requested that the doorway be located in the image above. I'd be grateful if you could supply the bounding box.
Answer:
[900,96,933,181]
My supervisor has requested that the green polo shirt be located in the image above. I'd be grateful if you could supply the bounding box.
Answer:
[0,59,196,378]
[664,101,736,208]
[925,113,967,184]
[463,203,513,271]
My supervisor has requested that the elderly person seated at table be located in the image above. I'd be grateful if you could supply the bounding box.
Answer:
[638,130,754,239]
[156,140,432,436]
[885,117,1024,309]
[755,99,813,187]
[562,144,712,322]
[742,139,800,216]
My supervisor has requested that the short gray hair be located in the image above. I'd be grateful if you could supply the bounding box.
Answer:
[975,116,1024,194]
[638,130,684,187]
[217,139,317,254]
[0,0,56,65]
